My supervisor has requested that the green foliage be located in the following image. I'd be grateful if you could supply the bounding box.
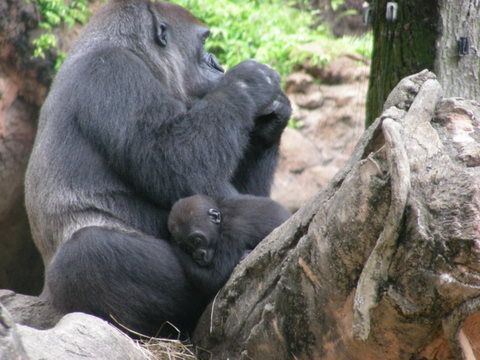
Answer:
[32,0,91,63]
[37,0,90,30]
[172,0,321,76]
[31,0,372,77]
[171,0,371,128]
[288,117,305,130]
[330,0,345,12]
[54,51,67,71]
[172,0,371,77]
[32,33,58,59]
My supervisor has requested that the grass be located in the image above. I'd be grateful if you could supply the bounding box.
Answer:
[140,337,197,360]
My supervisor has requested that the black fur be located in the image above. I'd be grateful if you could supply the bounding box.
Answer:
[25,0,290,337]
[47,226,204,337]
[168,194,290,300]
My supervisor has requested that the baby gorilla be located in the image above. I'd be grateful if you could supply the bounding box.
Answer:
[168,194,290,300]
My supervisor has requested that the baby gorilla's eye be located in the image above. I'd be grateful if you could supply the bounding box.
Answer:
[208,208,221,224]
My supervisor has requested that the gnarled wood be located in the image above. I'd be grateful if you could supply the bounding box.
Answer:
[193,70,480,360]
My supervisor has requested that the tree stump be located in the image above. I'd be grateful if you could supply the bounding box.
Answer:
[193,70,480,360]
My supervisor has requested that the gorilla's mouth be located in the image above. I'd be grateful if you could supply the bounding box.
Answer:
[192,248,213,267]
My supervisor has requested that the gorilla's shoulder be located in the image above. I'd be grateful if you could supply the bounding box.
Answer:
[66,46,150,80]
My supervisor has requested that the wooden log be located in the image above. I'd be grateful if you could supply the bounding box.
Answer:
[193,70,480,360]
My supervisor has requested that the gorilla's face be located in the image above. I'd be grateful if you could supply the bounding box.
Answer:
[170,213,220,267]
[185,25,224,99]
[168,195,222,267]
[149,2,225,100]
[178,223,218,267]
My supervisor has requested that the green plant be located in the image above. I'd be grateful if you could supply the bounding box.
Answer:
[32,0,91,65]
[288,117,305,130]
[173,0,329,77]
[330,0,346,11]
[173,0,372,129]
[173,0,371,77]
[32,33,58,59]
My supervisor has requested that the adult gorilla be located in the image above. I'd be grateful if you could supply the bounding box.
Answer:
[25,0,290,337]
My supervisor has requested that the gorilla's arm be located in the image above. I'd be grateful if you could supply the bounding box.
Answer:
[231,145,279,196]
[232,94,291,196]
[69,47,279,206]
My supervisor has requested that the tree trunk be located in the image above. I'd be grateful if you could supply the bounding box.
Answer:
[193,70,480,360]
[366,0,480,126]
[435,1,480,100]
[366,0,438,126]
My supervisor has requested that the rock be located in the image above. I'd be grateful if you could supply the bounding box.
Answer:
[318,54,369,84]
[0,304,29,360]
[289,91,324,109]
[298,42,328,59]
[0,194,43,295]
[0,0,48,295]
[0,290,149,359]
[285,72,314,93]
[277,128,322,173]
[0,290,62,329]
[16,312,149,360]
[275,55,369,212]
[271,170,320,212]
[272,128,324,212]
[0,79,42,295]
[298,43,370,84]
[272,160,339,212]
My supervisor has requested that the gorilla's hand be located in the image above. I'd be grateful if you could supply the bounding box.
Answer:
[251,93,291,146]
[222,60,281,116]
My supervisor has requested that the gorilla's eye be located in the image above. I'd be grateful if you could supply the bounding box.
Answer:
[208,208,221,224]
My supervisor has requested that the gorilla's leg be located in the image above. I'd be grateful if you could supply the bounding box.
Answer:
[45,226,201,337]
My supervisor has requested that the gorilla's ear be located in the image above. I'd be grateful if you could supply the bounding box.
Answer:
[208,208,221,224]
[156,23,168,47]
[147,4,168,47]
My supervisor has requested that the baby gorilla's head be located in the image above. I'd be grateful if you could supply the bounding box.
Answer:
[168,194,222,267]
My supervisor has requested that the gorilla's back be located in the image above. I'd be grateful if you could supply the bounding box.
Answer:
[25,59,166,265]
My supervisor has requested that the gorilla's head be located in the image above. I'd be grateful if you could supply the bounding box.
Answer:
[168,194,222,267]
[68,0,224,104]
[149,1,225,101]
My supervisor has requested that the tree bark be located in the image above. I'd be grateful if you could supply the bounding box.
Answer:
[193,70,480,360]
[435,1,480,100]
[365,0,438,126]
[366,0,480,126]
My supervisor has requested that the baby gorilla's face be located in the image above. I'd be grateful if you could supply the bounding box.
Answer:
[179,229,216,266]
[168,195,222,267]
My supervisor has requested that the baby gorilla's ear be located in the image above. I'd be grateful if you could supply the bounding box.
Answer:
[208,208,221,224]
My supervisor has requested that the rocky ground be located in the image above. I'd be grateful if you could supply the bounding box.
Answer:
[272,51,370,212]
